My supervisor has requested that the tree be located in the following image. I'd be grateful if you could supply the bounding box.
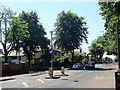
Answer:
[9,16,29,62]
[0,6,27,63]
[0,6,29,63]
[103,31,117,55]
[0,7,14,63]
[54,11,88,66]
[19,11,49,69]
[99,1,120,56]
[89,37,104,59]
[74,52,85,63]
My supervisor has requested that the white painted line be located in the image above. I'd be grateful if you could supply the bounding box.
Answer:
[38,79,44,83]
[22,82,29,87]
[0,87,2,90]
[95,75,104,79]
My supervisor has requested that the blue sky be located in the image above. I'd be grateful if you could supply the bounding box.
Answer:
[1,1,105,53]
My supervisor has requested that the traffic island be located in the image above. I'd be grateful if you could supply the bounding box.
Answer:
[55,74,69,77]
[45,76,60,79]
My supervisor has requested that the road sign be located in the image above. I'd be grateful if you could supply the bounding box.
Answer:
[49,48,55,54]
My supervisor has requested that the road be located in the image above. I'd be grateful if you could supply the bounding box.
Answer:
[0,63,117,88]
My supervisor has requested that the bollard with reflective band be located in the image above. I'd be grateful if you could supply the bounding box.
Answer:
[48,68,53,78]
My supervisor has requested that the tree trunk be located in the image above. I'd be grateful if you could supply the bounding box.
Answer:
[27,52,32,70]
[4,51,8,63]
[71,50,74,67]
[4,46,8,63]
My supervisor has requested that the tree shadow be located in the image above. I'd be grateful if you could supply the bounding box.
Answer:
[68,67,116,71]
[0,78,16,82]
[85,67,116,71]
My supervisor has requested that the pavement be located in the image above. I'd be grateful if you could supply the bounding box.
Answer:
[0,71,46,81]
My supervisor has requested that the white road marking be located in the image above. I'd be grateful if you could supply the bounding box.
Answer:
[0,87,2,90]
[95,75,104,79]
[22,82,29,87]
[38,79,44,83]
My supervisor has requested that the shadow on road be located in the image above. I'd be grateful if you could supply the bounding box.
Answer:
[0,78,16,82]
[68,67,116,71]
[92,67,116,71]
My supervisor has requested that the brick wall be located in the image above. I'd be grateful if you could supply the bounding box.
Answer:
[2,63,29,76]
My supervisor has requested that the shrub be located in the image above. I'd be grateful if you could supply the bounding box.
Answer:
[101,57,113,63]
[82,58,89,65]
[74,52,85,63]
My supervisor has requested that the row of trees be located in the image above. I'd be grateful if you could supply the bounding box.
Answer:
[89,1,120,62]
[0,7,49,69]
[0,6,89,68]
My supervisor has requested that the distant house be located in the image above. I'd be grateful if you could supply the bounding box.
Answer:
[0,48,62,63]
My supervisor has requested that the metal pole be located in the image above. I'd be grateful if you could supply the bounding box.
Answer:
[50,31,53,70]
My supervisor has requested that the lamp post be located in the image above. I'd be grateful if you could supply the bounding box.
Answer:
[50,31,53,70]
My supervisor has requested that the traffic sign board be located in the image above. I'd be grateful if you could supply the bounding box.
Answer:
[49,48,55,54]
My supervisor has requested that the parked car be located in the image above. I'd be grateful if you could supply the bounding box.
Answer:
[84,62,95,69]
[72,63,83,69]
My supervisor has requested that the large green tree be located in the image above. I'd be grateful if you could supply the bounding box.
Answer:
[99,1,120,56]
[54,11,88,66]
[19,11,49,69]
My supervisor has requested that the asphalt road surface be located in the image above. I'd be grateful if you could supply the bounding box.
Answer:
[1,63,117,89]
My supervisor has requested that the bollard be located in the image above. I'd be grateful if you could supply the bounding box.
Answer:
[61,67,65,75]
[48,68,53,78]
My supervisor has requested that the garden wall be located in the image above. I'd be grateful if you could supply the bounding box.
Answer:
[2,63,29,76]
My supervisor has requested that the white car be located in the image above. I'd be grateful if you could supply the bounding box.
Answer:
[72,63,82,69]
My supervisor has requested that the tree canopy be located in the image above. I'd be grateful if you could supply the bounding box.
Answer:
[0,7,28,63]
[89,36,104,59]
[19,11,49,69]
[54,10,88,65]
[98,1,120,56]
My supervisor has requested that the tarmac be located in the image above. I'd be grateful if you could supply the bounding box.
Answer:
[80,63,118,88]
[0,63,119,88]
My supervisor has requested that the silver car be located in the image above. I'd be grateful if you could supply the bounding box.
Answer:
[72,63,82,69]
[84,62,95,69]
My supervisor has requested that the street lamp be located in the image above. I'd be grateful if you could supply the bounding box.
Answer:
[50,30,53,69]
